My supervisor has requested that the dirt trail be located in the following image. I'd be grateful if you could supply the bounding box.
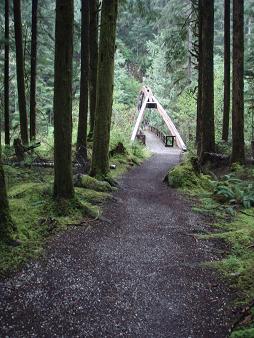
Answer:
[0,152,235,337]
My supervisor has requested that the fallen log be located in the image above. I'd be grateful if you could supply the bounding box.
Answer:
[13,138,41,161]
[201,152,230,167]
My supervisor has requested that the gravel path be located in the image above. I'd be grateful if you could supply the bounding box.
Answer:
[0,151,235,337]
[143,130,181,154]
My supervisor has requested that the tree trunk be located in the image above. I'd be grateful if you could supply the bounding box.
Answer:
[196,0,202,156]
[200,0,215,159]
[222,0,230,142]
[77,0,90,164]
[13,0,29,145]
[53,0,74,199]
[4,0,10,146]
[231,0,245,164]
[187,26,192,80]
[29,0,38,141]
[88,0,99,140]
[90,0,118,177]
[0,138,14,240]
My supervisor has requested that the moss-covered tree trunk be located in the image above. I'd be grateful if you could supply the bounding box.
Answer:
[77,0,90,163]
[90,0,118,177]
[53,0,74,198]
[29,0,38,141]
[231,0,245,164]
[200,0,215,159]
[222,0,231,142]
[0,141,14,239]
[13,0,29,145]
[88,0,99,140]
[4,0,10,146]
[196,0,202,156]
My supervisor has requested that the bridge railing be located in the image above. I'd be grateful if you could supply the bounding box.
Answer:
[136,129,146,145]
[149,126,176,147]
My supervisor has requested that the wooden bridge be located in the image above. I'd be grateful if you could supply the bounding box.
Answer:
[131,86,187,151]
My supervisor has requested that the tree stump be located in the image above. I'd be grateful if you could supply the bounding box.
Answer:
[13,138,25,161]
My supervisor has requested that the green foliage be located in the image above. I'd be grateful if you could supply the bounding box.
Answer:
[231,327,254,338]
[0,126,149,276]
[110,125,150,162]
[167,161,213,192]
[169,159,254,335]
[207,210,254,304]
[0,165,105,276]
[114,47,141,107]
[213,173,254,209]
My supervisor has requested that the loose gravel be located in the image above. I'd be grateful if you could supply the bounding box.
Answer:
[0,152,235,337]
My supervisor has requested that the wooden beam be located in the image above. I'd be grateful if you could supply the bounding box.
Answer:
[131,95,149,141]
[131,86,187,151]
[152,96,187,151]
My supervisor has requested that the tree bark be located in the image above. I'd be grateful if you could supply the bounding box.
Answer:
[88,0,99,140]
[0,137,14,239]
[200,0,215,159]
[90,0,118,177]
[77,0,90,164]
[30,0,38,141]
[4,0,10,146]
[231,0,245,164]
[222,0,230,142]
[13,0,29,145]
[196,0,202,156]
[53,0,74,198]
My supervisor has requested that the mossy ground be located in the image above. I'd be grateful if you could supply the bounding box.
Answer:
[0,166,106,277]
[0,140,149,277]
[167,159,254,336]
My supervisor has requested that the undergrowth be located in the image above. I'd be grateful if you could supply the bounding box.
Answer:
[167,159,254,337]
[0,166,106,277]
[0,136,149,277]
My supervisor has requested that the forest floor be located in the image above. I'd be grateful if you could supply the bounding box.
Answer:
[0,146,237,337]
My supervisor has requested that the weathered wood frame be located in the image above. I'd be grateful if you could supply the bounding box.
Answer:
[131,86,187,151]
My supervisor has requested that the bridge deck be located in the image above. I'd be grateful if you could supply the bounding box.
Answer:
[144,130,182,155]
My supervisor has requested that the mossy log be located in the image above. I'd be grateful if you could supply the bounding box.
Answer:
[74,174,116,192]
[201,152,230,167]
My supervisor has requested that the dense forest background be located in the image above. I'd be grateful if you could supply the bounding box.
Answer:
[1,1,254,335]
[1,0,254,150]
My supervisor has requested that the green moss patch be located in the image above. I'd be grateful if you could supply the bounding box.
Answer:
[0,167,104,277]
[167,160,213,192]
[0,139,149,277]
[74,174,116,192]
[167,160,254,336]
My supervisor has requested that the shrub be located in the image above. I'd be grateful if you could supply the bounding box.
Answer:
[167,161,213,191]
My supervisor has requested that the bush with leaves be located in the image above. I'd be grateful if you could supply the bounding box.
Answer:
[213,174,254,209]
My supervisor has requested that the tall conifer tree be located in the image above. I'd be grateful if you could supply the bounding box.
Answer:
[13,0,29,145]
[222,0,231,142]
[30,0,38,141]
[200,0,215,159]
[77,0,90,164]
[231,0,245,163]
[4,0,10,146]
[90,0,118,177]
[53,0,74,198]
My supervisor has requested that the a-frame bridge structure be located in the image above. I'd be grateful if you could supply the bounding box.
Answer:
[131,86,187,151]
